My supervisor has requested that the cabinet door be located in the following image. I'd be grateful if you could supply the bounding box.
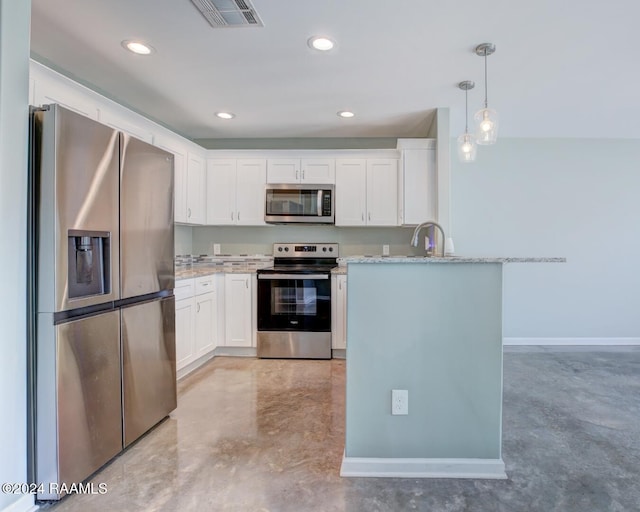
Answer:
[301,159,335,184]
[195,291,216,357]
[157,143,188,224]
[235,159,266,226]
[366,159,398,226]
[333,275,347,350]
[175,297,195,370]
[267,159,299,183]
[402,148,436,225]
[335,159,367,226]
[187,152,206,224]
[207,159,237,225]
[173,151,188,223]
[224,274,252,347]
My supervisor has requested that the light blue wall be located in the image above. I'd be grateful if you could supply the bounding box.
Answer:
[345,262,503,458]
[0,1,31,511]
[451,139,640,339]
[191,225,416,257]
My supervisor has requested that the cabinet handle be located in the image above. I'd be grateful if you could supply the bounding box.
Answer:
[296,170,299,180]
[339,280,342,290]
[238,211,240,221]
[197,303,200,313]
[201,282,209,287]
[368,212,371,221]
[231,211,234,221]
[245,279,248,289]
[361,213,364,221]
[302,170,305,180]
[188,207,192,218]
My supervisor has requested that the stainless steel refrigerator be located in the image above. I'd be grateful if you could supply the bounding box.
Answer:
[27,104,176,500]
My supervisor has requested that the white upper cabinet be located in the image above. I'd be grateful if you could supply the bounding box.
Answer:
[366,159,398,226]
[186,152,206,224]
[207,159,266,226]
[398,139,437,225]
[236,159,267,225]
[335,158,398,226]
[156,141,188,224]
[335,159,367,226]
[267,158,335,184]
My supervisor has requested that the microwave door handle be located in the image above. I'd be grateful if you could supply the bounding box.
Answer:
[317,190,322,216]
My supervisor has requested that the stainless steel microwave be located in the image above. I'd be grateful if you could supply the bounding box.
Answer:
[265,184,334,224]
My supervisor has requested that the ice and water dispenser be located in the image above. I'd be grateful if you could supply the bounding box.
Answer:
[67,230,111,299]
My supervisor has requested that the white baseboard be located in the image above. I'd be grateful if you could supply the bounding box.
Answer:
[340,455,507,479]
[504,337,640,346]
[1,494,38,512]
[213,347,257,357]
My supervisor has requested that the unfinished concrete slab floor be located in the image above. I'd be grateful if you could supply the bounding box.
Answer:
[44,347,640,512]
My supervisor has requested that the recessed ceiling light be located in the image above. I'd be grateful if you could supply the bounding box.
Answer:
[308,36,335,51]
[122,40,155,55]
[337,111,355,118]
[215,112,235,120]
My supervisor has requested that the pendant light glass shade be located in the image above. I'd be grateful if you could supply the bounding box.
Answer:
[457,132,477,162]
[474,107,499,145]
[475,43,498,145]
[457,80,476,163]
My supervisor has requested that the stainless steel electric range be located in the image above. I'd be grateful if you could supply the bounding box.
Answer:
[256,243,338,359]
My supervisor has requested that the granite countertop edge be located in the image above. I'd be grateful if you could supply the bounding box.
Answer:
[338,256,566,264]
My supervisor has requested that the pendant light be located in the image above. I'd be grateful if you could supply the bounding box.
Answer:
[457,81,477,163]
[474,43,499,145]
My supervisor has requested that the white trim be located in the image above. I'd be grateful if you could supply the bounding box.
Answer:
[1,494,38,512]
[340,455,507,479]
[504,337,640,346]
[213,346,257,357]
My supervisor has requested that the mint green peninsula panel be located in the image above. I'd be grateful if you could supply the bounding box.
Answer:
[340,256,563,478]
[344,261,506,477]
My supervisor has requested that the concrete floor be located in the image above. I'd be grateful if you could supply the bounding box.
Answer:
[44,347,640,512]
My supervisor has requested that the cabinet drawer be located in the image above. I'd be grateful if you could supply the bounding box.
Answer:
[174,278,195,301]
[195,275,215,295]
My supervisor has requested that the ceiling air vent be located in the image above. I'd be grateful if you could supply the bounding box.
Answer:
[190,0,264,28]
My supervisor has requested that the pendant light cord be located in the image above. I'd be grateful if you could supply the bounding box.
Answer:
[465,87,469,133]
[484,51,489,109]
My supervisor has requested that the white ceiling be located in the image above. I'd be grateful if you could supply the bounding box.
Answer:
[31,0,640,142]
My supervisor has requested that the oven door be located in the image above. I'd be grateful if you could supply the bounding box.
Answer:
[257,274,331,331]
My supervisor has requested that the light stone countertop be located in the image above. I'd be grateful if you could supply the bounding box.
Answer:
[175,256,273,281]
[338,256,566,264]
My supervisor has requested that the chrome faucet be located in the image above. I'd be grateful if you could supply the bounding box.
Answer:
[410,221,446,257]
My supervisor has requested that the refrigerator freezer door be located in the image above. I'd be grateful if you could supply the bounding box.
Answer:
[37,310,122,500]
[120,135,174,299]
[122,296,177,447]
[35,104,120,313]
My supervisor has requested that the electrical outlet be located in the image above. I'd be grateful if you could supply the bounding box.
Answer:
[213,243,221,255]
[391,389,408,415]
[382,244,390,256]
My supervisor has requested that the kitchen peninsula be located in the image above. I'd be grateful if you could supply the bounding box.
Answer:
[339,256,565,479]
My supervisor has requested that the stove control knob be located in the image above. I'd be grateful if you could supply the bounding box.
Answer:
[278,247,283,252]
[329,247,334,252]
[322,247,327,252]
[284,247,289,252]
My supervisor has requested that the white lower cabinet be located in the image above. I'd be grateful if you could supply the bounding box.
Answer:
[194,275,217,358]
[331,274,347,351]
[224,273,253,347]
[175,279,196,371]
[175,276,217,377]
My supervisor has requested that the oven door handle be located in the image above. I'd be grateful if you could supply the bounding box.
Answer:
[317,190,322,217]
[258,273,329,280]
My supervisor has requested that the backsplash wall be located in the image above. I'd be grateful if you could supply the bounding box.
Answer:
[188,225,419,257]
